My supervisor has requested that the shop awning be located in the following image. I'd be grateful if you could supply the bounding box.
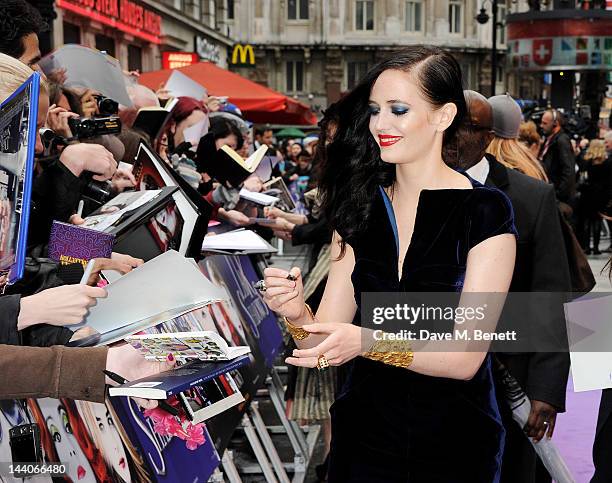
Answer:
[138,62,317,126]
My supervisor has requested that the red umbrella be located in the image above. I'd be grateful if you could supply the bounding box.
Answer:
[139,62,317,126]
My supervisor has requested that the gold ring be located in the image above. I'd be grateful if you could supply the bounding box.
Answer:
[316,354,330,371]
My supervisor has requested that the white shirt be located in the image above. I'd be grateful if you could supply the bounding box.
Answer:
[466,157,490,185]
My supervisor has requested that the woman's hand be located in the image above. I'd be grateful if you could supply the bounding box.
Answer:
[87,256,143,285]
[18,285,108,329]
[79,89,99,118]
[106,344,177,409]
[273,229,292,241]
[111,252,144,269]
[243,175,263,193]
[268,217,294,232]
[264,206,284,220]
[285,322,365,367]
[223,209,252,227]
[111,168,137,193]
[262,267,304,320]
[46,104,79,138]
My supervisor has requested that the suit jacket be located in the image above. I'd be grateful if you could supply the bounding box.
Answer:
[485,155,571,411]
[539,130,576,203]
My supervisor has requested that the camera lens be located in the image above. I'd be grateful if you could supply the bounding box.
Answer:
[96,96,119,115]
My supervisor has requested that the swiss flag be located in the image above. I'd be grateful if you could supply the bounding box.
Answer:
[532,39,553,66]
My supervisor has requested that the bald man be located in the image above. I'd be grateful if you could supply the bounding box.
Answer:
[461,91,572,483]
[539,110,576,205]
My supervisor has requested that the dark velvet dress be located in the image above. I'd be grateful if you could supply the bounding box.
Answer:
[328,173,517,483]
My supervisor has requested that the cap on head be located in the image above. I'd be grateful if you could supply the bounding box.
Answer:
[303,135,319,146]
[488,93,522,139]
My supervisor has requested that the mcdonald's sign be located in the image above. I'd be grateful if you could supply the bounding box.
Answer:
[231,44,255,67]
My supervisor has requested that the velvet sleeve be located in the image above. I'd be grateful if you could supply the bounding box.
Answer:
[467,187,517,251]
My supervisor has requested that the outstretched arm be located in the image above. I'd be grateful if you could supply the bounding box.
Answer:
[263,231,357,353]
[290,233,515,380]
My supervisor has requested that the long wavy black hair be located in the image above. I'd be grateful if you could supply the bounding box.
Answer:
[318,46,467,258]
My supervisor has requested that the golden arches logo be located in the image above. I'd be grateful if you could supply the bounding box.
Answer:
[231,44,255,65]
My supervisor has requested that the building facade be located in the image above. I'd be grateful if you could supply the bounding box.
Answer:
[47,0,234,72]
[227,0,508,114]
[506,0,611,121]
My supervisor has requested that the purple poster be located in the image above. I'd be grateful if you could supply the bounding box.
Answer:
[110,396,220,483]
[199,254,283,368]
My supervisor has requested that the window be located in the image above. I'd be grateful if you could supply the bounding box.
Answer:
[497,4,506,45]
[95,34,115,57]
[347,61,368,90]
[496,65,504,84]
[209,0,217,28]
[448,0,463,34]
[186,0,201,21]
[227,0,234,19]
[355,1,374,31]
[288,0,309,20]
[405,1,422,32]
[460,62,471,88]
[63,22,80,44]
[286,61,304,92]
[128,45,142,72]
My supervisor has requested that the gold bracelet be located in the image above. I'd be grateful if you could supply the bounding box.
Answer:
[284,304,315,340]
[363,339,414,369]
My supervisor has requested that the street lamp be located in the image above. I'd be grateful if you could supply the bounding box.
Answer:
[476,0,499,96]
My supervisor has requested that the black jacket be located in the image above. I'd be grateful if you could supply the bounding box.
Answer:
[486,155,572,483]
[29,157,86,250]
[539,130,576,203]
[0,294,73,347]
[485,155,571,411]
[291,213,332,271]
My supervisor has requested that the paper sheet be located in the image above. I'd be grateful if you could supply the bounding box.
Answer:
[81,190,161,232]
[39,45,132,106]
[80,250,227,335]
[239,188,279,206]
[202,229,273,251]
[564,293,612,391]
[183,118,209,146]
[164,70,207,100]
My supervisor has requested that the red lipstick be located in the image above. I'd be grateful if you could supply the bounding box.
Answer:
[378,135,403,147]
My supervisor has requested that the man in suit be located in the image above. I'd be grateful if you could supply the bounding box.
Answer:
[461,91,571,483]
[539,109,576,206]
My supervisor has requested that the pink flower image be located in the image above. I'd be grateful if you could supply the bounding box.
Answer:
[184,423,205,450]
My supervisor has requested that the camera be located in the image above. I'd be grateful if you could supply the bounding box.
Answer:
[94,95,119,115]
[80,171,113,205]
[68,116,121,139]
[9,424,43,465]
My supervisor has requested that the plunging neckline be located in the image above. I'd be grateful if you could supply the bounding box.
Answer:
[379,172,475,282]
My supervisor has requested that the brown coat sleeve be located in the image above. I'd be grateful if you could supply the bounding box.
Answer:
[0,345,108,402]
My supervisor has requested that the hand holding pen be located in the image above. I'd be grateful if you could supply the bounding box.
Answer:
[105,345,177,411]
[103,367,179,415]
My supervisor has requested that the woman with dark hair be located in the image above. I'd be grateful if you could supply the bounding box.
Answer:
[196,117,244,171]
[262,46,517,482]
[195,117,244,194]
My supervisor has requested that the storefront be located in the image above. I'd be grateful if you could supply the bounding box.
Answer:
[51,0,232,73]
[52,0,162,72]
